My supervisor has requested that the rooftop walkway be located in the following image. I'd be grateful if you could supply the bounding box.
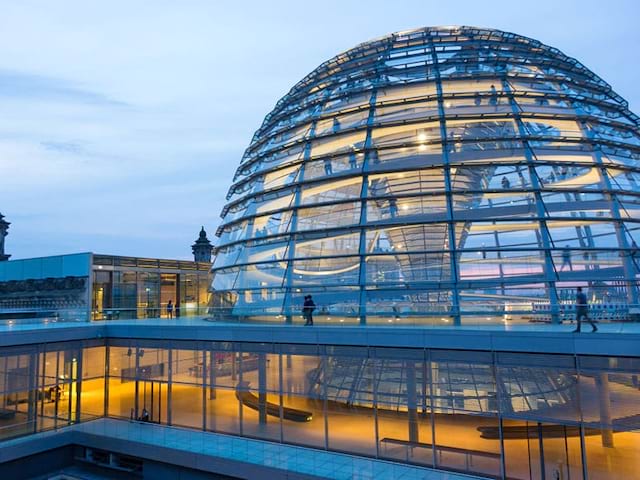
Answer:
[1,317,639,356]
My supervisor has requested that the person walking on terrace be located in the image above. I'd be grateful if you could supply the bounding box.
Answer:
[573,287,597,333]
[303,295,316,326]
[560,245,573,271]
[166,299,174,319]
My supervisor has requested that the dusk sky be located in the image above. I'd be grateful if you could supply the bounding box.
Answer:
[1,0,638,260]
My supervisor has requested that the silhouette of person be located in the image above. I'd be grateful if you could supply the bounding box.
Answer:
[140,407,150,422]
[573,287,597,333]
[560,245,573,271]
[489,84,498,106]
[324,159,333,175]
[389,198,398,217]
[303,295,316,326]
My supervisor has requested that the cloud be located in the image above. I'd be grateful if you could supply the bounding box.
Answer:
[40,140,87,155]
[0,69,126,106]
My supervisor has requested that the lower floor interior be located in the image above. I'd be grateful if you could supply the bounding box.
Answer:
[1,341,639,480]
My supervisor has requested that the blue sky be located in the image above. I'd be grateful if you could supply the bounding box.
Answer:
[0,0,638,260]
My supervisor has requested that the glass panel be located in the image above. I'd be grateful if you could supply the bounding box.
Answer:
[376,83,437,103]
[368,169,445,196]
[296,202,361,231]
[281,353,325,449]
[310,131,366,158]
[294,232,360,259]
[290,257,360,286]
[374,100,439,124]
[376,359,434,467]
[371,122,441,150]
[252,209,294,237]
[368,196,448,223]
[325,357,376,456]
[457,221,543,249]
[315,109,368,135]
[365,253,451,284]
[496,353,580,424]
[503,420,585,480]
[366,224,450,255]
[300,178,361,205]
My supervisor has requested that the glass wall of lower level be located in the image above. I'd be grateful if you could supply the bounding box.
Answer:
[1,339,638,479]
[0,340,104,439]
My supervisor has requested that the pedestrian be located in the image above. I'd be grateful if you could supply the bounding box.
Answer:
[303,295,316,326]
[389,198,398,217]
[560,245,573,271]
[501,176,511,189]
[324,159,333,176]
[349,150,357,169]
[489,84,498,106]
[573,287,597,333]
[332,117,341,133]
[166,299,174,319]
[140,407,150,422]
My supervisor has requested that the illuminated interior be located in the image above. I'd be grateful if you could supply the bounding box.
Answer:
[1,340,638,479]
[212,26,640,324]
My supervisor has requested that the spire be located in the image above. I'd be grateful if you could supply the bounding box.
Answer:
[192,226,213,263]
[0,212,10,261]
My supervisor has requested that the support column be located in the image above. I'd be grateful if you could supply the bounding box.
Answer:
[167,349,172,426]
[74,350,82,423]
[27,351,38,433]
[231,352,237,381]
[258,353,267,424]
[134,347,140,420]
[202,351,207,431]
[209,350,217,400]
[596,372,614,447]
[406,361,419,443]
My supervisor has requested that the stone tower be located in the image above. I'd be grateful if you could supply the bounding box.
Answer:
[192,226,213,263]
[0,213,10,261]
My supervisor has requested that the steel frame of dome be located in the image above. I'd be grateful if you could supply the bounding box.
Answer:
[212,26,640,325]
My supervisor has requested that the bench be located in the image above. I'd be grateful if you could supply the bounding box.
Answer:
[380,437,500,469]
[235,388,312,422]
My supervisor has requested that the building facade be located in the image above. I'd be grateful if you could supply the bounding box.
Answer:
[0,253,211,321]
[0,324,638,480]
[212,26,640,325]
[0,26,639,480]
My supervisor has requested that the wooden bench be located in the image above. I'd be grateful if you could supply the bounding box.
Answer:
[235,389,312,422]
[380,437,500,469]
[478,424,596,439]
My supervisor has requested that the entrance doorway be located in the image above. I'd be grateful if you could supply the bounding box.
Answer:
[503,420,584,479]
[135,380,165,424]
[160,274,178,318]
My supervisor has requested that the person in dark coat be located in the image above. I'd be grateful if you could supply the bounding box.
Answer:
[573,287,597,333]
[303,295,316,326]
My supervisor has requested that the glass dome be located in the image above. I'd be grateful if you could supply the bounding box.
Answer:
[211,26,640,325]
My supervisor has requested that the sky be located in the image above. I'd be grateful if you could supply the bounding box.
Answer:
[0,0,638,260]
